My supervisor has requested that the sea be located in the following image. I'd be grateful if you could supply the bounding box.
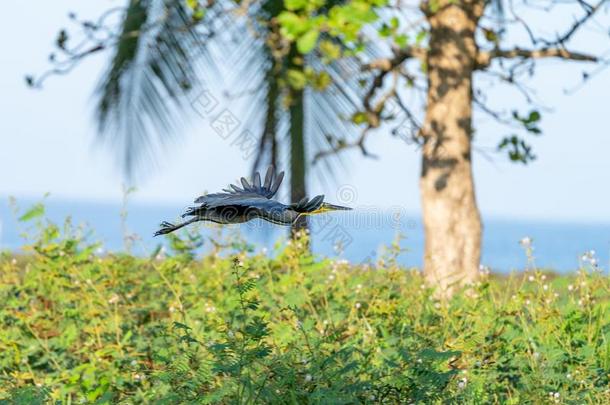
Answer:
[1,198,608,273]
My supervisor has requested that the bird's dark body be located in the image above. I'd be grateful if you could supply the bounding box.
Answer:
[183,201,297,225]
[154,166,351,236]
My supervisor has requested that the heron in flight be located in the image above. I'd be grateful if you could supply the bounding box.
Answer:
[154,166,351,236]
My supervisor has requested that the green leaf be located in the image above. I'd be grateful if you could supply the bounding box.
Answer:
[395,34,408,48]
[297,29,320,54]
[319,40,341,61]
[277,12,307,39]
[285,0,308,11]
[528,110,541,123]
[286,69,307,90]
[173,322,192,331]
[19,203,45,222]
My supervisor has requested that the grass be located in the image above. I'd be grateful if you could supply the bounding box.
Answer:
[0,208,609,404]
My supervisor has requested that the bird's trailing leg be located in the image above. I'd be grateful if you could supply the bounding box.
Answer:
[154,218,198,236]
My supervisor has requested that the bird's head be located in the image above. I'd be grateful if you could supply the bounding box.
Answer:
[304,202,352,215]
[292,195,352,216]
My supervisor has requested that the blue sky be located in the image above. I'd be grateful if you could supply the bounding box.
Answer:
[1,1,609,223]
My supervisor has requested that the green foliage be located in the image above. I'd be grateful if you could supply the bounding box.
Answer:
[278,0,389,57]
[498,135,536,164]
[1,210,610,403]
[498,109,543,164]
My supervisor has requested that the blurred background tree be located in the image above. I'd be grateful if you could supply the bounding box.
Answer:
[274,0,608,295]
[30,0,609,296]
[38,0,365,235]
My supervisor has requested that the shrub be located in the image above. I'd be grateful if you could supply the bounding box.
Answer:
[0,207,609,403]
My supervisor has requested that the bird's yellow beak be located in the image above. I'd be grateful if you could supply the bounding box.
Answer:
[306,202,352,215]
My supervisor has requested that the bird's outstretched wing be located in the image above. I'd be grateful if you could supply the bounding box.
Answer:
[183,166,285,218]
[193,166,284,205]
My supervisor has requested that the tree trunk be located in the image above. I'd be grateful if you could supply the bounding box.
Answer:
[288,46,308,236]
[420,1,484,297]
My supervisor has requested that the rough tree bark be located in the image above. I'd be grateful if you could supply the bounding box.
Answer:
[420,0,484,296]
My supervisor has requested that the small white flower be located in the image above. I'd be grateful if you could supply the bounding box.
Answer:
[566,373,572,379]
[478,264,491,275]
[541,274,547,280]
[304,374,312,382]
[543,284,549,291]
[568,284,574,291]
[528,275,535,282]
[533,352,540,359]
[11,258,17,265]
[355,302,361,309]
[525,299,531,305]
[520,237,532,247]
[131,360,137,367]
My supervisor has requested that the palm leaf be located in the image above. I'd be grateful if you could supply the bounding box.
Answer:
[96,0,210,179]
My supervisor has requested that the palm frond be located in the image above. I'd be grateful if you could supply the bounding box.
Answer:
[96,0,212,180]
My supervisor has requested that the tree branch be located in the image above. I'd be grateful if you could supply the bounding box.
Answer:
[477,47,599,69]
[362,46,426,71]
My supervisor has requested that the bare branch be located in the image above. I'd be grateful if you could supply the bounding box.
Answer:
[362,47,426,71]
[312,124,377,164]
[548,0,607,46]
[477,47,599,69]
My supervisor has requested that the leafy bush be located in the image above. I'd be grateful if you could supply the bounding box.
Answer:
[1,208,609,403]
